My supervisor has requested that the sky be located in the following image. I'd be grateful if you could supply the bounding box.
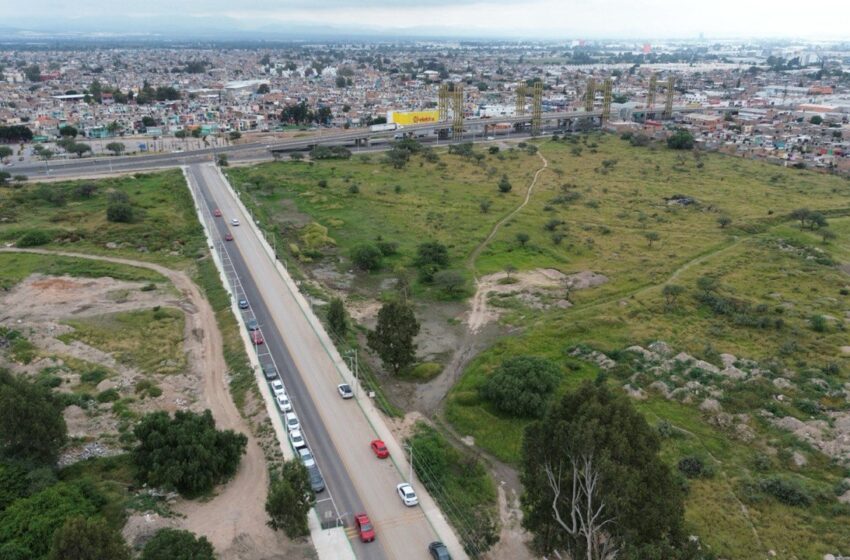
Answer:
[2,0,850,40]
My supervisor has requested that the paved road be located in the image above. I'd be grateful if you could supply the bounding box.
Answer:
[188,164,452,560]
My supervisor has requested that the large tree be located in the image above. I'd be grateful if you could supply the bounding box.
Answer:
[48,516,130,560]
[140,529,215,560]
[367,299,420,375]
[521,381,686,559]
[132,410,247,497]
[266,461,313,538]
[327,297,348,338]
[0,371,67,466]
[479,356,561,418]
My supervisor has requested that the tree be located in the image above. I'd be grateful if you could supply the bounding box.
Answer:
[132,410,247,497]
[367,299,420,375]
[479,199,492,213]
[141,116,156,128]
[808,211,827,230]
[717,215,732,229]
[810,115,823,125]
[0,371,67,466]
[498,174,512,193]
[521,382,686,557]
[327,297,349,338]
[790,208,810,229]
[433,269,465,296]
[216,154,229,167]
[516,232,530,247]
[0,146,12,162]
[48,516,130,560]
[480,356,562,417]
[70,143,92,158]
[644,231,660,248]
[59,125,78,138]
[256,83,270,95]
[229,131,242,141]
[0,172,9,186]
[335,76,347,88]
[106,202,134,223]
[24,64,41,82]
[140,529,214,560]
[385,147,411,169]
[105,142,125,156]
[174,130,188,140]
[414,241,449,269]
[662,284,684,310]
[351,244,383,271]
[265,461,314,538]
[666,129,694,150]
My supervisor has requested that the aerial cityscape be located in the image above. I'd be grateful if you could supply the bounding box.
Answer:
[1,2,850,560]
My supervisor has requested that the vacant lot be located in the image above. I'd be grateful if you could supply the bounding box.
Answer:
[231,134,850,558]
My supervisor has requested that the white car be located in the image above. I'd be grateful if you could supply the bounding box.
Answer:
[289,429,306,449]
[337,383,353,399]
[285,412,300,432]
[397,482,418,507]
[230,218,240,226]
[276,394,292,413]
[298,447,315,468]
[270,379,285,397]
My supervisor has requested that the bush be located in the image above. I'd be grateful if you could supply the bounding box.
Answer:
[48,515,130,560]
[350,244,382,271]
[140,529,214,560]
[17,230,52,247]
[677,456,712,479]
[758,477,812,506]
[414,241,449,269]
[497,174,512,193]
[106,203,134,223]
[0,371,67,466]
[667,129,695,150]
[96,389,120,403]
[265,461,313,538]
[376,241,399,256]
[809,314,827,333]
[132,410,247,497]
[479,356,562,417]
[433,269,465,296]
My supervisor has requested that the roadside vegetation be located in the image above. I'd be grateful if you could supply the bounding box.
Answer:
[229,133,850,558]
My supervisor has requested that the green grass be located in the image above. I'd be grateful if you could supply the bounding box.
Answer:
[0,252,164,290]
[0,170,206,268]
[400,361,443,382]
[59,308,186,376]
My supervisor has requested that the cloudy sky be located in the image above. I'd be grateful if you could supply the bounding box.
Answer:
[3,0,849,39]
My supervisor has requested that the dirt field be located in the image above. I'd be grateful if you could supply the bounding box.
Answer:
[0,249,310,560]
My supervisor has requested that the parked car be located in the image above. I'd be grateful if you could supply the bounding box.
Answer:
[307,463,325,493]
[224,232,234,241]
[298,447,315,468]
[288,429,306,449]
[397,482,418,506]
[370,439,389,459]
[270,379,285,397]
[428,542,451,560]
[276,393,291,413]
[246,319,259,331]
[337,383,353,399]
[213,208,222,217]
[285,412,300,432]
[238,299,249,309]
[354,513,375,543]
[251,330,264,345]
[262,364,277,380]
[230,218,240,226]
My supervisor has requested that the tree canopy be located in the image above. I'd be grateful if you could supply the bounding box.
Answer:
[367,299,420,375]
[480,356,562,418]
[666,129,694,150]
[0,371,67,466]
[140,529,215,560]
[265,461,313,538]
[132,410,247,497]
[48,516,130,560]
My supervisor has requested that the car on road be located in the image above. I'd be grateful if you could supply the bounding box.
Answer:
[428,541,451,560]
[251,330,264,345]
[230,218,240,226]
[397,482,418,506]
[307,463,325,493]
[213,208,222,217]
[262,364,277,380]
[238,299,249,309]
[298,447,315,468]
[276,393,291,413]
[285,412,300,432]
[224,232,234,241]
[370,439,389,459]
[337,383,353,399]
[270,379,285,397]
[288,429,306,449]
[246,319,259,331]
[354,513,375,543]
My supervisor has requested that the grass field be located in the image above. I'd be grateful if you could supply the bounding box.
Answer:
[229,134,850,558]
[0,252,165,290]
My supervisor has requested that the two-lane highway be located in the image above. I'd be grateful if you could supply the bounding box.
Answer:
[187,163,459,560]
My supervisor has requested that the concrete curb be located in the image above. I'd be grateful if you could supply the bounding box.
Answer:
[216,166,469,560]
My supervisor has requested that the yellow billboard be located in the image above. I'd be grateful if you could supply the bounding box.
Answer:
[387,110,440,125]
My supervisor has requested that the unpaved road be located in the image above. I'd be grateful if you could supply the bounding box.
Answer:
[0,248,298,559]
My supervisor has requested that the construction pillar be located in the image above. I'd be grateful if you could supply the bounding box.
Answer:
[452,83,464,140]
[601,78,612,124]
[646,73,657,122]
[515,83,527,117]
[585,78,595,113]
[663,75,675,119]
[531,81,543,136]
[438,83,450,122]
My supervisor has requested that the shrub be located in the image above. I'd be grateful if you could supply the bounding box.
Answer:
[497,174,512,193]
[677,456,712,478]
[667,129,695,150]
[106,203,134,223]
[96,388,120,403]
[809,314,827,333]
[17,230,52,247]
[376,241,399,256]
[479,356,561,417]
[758,477,812,506]
[317,179,328,188]
[140,529,214,560]
[433,270,466,296]
[265,461,313,538]
[350,244,382,271]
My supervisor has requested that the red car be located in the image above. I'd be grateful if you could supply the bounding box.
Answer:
[370,439,389,459]
[354,512,375,543]
[213,208,222,217]
[224,232,234,241]
[251,330,264,345]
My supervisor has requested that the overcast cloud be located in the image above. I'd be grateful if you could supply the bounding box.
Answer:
[2,0,849,39]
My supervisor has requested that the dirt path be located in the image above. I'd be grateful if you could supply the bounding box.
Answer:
[0,248,291,559]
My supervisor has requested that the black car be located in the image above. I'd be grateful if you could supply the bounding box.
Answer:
[428,542,451,560]
[307,464,325,493]
[262,364,277,380]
